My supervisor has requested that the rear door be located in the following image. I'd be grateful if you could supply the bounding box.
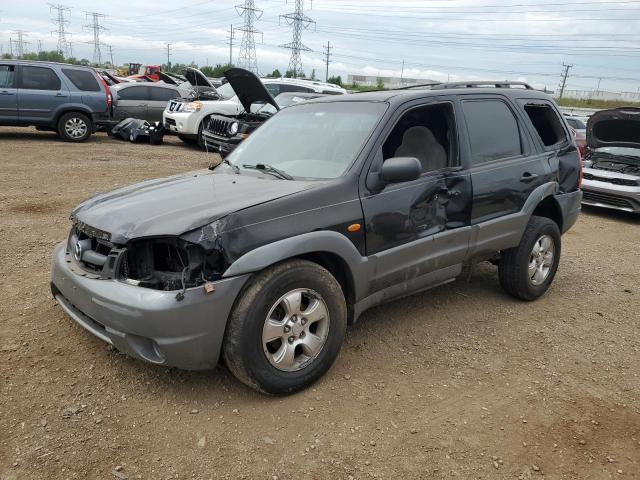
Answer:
[17,65,69,124]
[460,95,548,224]
[148,86,178,122]
[0,63,18,122]
[113,85,149,120]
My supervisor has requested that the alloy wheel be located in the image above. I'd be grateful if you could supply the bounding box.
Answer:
[64,117,88,138]
[528,234,555,286]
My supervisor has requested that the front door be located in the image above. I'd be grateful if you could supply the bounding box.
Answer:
[115,86,149,120]
[148,87,177,122]
[361,98,472,296]
[0,64,18,122]
[17,65,69,124]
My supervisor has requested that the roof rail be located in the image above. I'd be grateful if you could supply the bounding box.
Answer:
[395,83,441,90]
[431,81,534,90]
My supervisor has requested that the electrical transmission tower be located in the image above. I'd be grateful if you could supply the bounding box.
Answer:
[49,3,71,56]
[84,11,107,65]
[11,31,30,59]
[280,0,315,78]
[235,0,263,73]
[558,63,573,99]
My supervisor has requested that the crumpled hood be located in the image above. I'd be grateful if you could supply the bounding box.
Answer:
[224,67,279,113]
[72,170,316,244]
[587,107,640,150]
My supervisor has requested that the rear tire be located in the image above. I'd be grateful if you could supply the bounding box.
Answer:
[499,216,561,301]
[57,112,92,142]
[223,260,347,394]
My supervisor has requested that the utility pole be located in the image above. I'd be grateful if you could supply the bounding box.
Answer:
[68,41,73,57]
[49,3,71,57]
[84,11,107,65]
[323,41,332,81]
[236,0,263,74]
[400,60,405,85]
[558,62,573,99]
[166,43,171,69]
[37,40,43,52]
[280,0,315,78]
[227,24,235,66]
[107,44,114,66]
[595,77,602,96]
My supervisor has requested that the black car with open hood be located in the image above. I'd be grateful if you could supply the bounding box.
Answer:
[183,67,219,101]
[587,107,640,151]
[201,68,326,156]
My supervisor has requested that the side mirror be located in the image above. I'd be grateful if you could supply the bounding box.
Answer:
[379,157,422,184]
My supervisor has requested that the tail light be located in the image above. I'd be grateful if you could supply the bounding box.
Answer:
[576,145,583,188]
[95,71,112,111]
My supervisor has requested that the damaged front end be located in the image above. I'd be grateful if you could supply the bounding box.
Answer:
[68,219,228,295]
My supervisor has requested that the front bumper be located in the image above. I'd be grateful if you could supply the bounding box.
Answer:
[163,111,200,135]
[581,178,640,213]
[50,242,250,370]
[201,130,241,156]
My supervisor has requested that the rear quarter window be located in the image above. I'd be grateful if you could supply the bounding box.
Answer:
[62,69,100,91]
[462,99,522,165]
[117,86,149,100]
[150,87,178,101]
[521,101,568,147]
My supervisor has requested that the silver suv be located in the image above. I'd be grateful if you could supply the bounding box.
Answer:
[0,60,111,142]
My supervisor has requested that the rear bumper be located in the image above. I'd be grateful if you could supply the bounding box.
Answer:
[50,242,250,370]
[581,180,640,213]
[555,189,583,233]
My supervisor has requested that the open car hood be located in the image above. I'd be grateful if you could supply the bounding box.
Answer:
[184,67,215,89]
[224,67,279,113]
[587,107,640,150]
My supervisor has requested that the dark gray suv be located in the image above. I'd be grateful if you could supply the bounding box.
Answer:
[0,60,111,142]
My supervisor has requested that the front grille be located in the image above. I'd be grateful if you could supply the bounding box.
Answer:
[167,101,183,113]
[68,225,122,278]
[583,173,638,187]
[582,191,634,209]
[206,116,232,137]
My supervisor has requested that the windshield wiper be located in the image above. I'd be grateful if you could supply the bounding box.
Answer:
[242,163,293,180]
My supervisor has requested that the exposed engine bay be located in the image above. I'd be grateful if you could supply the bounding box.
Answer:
[587,158,640,176]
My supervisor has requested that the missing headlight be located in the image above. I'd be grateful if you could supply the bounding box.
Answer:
[119,238,224,291]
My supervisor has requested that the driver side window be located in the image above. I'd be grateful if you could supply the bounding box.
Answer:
[382,103,457,174]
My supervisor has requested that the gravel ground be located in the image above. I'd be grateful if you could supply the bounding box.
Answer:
[1,127,639,480]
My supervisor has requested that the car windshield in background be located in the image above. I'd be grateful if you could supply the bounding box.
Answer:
[595,146,640,158]
[227,102,386,179]
[215,82,236,100]
[567,118,586,129]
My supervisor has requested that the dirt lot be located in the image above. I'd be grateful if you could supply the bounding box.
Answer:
[1,127,639,480]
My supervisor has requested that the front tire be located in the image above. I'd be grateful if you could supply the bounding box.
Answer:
[499,216,561,301]
[57,112,92,142]
[223,260,347,394]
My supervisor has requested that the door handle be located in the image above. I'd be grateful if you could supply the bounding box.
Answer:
[520,172,539,183]
[0,90,14,95]
[55,92,68,97]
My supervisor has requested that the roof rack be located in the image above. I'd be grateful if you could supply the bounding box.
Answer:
[395,83,441,90]
[430,81,534,90]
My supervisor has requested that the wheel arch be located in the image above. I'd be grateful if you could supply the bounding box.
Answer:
[54,107,94,130]
[222,231,370,315]
[532,195,563,232]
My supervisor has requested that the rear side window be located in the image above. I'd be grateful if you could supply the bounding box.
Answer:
[523,102,567,147]
[0,64,16,88]
[20,66,61,90]
[117,86,149,100]
[62,68,100,91]
[150,87,178,101]
[462,99,522,164]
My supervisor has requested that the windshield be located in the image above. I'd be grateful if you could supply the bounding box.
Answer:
[567,117,586,129]
[216,82,236,100]
[227,102,386,179]
[594,146,640,158]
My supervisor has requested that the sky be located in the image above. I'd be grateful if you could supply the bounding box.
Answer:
[1,0,640,93]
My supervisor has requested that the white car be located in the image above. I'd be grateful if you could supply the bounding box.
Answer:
[163,71,346,149]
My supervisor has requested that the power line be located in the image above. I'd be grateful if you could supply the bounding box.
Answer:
[84,11,107,65]
[48,3,71,57]
[558,63,574,98]
[236,0,263,73]
[323,40,332,81]
[280,0,315,77]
